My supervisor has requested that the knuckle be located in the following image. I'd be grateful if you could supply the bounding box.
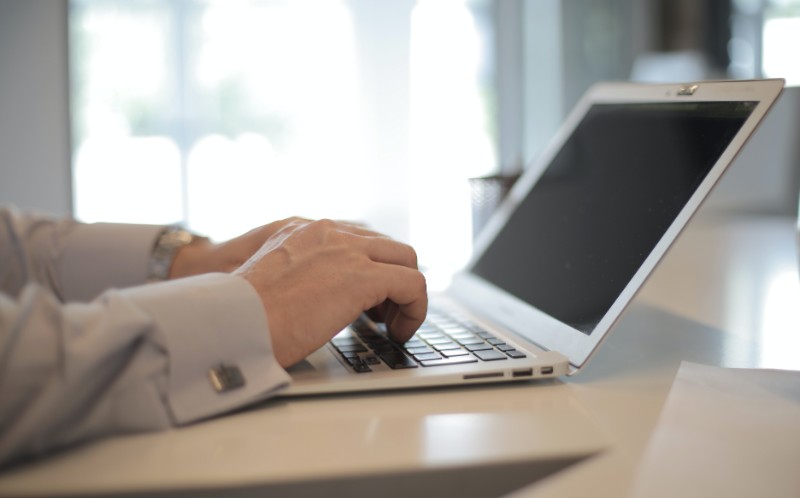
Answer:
[400,243,419,268]
[413,270,427,293]
[286,216,306,225]
[314,218,336,228]
[309,218,338,238]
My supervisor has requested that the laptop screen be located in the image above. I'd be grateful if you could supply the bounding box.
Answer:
[470,101,756,335]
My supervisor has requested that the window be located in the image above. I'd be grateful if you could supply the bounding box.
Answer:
[70,0,496,283]
[730,0,800,84]
[71,0,365,241]
[761,0,800,85]
[409,0,496,284]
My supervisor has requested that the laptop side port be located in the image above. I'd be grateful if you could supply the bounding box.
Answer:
[512,368,533,378]
[463,372,504,380]
[541,366,554,375]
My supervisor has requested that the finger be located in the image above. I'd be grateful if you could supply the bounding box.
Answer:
[387,296,428,343]
[353,235,419,270]
[311,218,400,242]
[366,299,390,323]
[366,264,428,342]
[308,220,417,268]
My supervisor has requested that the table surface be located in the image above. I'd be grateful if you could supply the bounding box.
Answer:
[514,213,800,498]
[1,213,798,497]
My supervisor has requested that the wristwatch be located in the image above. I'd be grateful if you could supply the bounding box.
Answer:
[147,227,197,282]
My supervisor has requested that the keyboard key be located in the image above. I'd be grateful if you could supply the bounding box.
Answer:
[364,355,382,365]
[432,341,461,351]
[426,337,455,346]
[336,344,368,353]
[331,337,361,347]
[487,338,506,346]
[505,349,526,359]
[473,349,508,361]
[455,337,485,346]
[372,343,400,353]
[418,331,446,340]
[378,351,418,369]
[464,343,493,352]
[358,334,382,342]
[440,348,470,357]
[496,344,516,352]
[448,332,477,340]
[439,325,469,335]
[403,339,427,349]
[347,358,372,373]
[406,346,435,355]
[413,352,443,361]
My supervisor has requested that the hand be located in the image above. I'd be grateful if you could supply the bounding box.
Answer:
[168,217,310,279]
[233,219,427,368]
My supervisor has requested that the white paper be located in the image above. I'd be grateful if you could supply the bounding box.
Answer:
[628,361,800,498]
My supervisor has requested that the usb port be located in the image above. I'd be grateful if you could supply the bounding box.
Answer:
[512,368,533,378]
[541,366,554,375]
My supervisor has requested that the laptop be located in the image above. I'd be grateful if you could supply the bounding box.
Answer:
[283,78,784,396]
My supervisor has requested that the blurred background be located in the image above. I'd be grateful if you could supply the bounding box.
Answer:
[1,0,799,285]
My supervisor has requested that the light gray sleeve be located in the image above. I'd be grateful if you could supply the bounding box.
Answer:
[0,273,292,466]
[0,204,164,302]
[0,204,78,299]
[59,221,166,301]
[0,207,292,466]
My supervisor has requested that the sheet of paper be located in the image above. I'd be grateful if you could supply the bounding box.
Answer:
[628,361,800,498]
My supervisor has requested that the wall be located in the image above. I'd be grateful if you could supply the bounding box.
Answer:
[0,0,71,216]
[706,86,800,216]
[0,0,796,219]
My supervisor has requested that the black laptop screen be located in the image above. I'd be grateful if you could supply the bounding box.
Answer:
[470,101,756,335]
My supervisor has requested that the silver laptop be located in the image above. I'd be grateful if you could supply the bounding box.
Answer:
[283,79,784,396]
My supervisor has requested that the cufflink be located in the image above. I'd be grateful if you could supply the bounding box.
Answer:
[209,364,246,393]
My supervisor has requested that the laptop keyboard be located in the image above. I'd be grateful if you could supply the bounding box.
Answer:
[330,306,527,373]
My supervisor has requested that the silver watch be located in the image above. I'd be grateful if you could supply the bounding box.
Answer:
[147,227,196,282]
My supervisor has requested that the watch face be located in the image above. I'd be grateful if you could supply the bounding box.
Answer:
[148,228,194,281]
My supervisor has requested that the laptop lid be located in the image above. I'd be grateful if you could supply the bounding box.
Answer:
[448,79,784,372]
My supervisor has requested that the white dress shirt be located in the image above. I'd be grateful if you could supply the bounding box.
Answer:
[0,205,291,466]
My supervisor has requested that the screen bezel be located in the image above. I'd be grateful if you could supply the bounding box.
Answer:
[448,79,784,372]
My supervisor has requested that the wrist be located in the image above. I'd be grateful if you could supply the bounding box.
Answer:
[148,227,210,281]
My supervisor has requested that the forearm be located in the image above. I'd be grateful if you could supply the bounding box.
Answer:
[0,205,77,299]
[0,273,291,467]
[0,205,165,302]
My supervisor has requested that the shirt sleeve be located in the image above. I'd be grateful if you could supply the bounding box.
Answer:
[0,206,292,466]
[0,204,164,302]
[59,221,166,302]
[0,273,291,467]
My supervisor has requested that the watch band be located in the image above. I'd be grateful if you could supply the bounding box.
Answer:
[147,227,196,282]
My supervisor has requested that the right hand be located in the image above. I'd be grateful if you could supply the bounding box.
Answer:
[234,219,428,368]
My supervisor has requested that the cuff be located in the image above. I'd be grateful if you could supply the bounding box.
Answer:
[119,273,291,425]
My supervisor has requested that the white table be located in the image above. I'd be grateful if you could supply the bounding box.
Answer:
[515,213,800,497]
[1,214,798,497]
